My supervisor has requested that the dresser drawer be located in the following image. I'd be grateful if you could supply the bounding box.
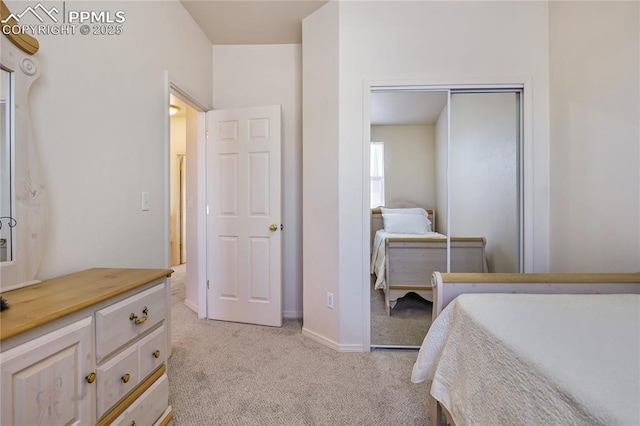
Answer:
[96,283,165,362]
[97,344,139,418]
[138,325,166,381]
[111,373,169,426]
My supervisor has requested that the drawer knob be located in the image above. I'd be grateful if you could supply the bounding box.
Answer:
[121,373,131,383]
[129,313,147,325]
[130,422,136,426]
[85,372,97,384]
[142,306,149,315]
[153,350,161,359]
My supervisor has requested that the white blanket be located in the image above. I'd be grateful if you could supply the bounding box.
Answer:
[412,293,640,426]
[370,229,445,290]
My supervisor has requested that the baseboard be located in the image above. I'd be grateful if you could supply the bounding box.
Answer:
[337,342,364,352]
[302,327,340,351]
[183,299,198,313]
[301,327,364,352]
[282,310,302,319]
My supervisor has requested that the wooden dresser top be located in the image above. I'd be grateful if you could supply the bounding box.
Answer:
[0,268,173,341]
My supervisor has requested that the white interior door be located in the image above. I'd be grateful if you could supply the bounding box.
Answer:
[206,105,282,327]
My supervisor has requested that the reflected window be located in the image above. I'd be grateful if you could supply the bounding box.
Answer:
[370,142,385,208]
[1,68,12,262]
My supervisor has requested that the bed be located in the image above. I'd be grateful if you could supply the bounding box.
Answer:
[412,272,640,426]
[370,207,488,315]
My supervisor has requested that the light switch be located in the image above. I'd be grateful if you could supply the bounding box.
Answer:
[141,192,150,211]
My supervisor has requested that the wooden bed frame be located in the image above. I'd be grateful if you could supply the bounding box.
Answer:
[427,272,640,426]
[371,208,488,314]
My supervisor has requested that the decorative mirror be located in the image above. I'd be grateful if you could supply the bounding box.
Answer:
[1,67,12,262]
[1,2,47,291]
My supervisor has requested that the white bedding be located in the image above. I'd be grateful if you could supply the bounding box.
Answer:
[370,229,445,290]
[411,293,640,426]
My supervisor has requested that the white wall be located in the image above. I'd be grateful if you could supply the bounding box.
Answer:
[371,125,435,209]
[17,1,213,279]
[304,0,550,350]
[212,44,303,318]
[302,2,341,348]
[549,1,640,272]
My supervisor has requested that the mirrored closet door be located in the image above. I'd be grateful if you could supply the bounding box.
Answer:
[369,86,523,349]
[448,91,522,274]
[369,90,448,348]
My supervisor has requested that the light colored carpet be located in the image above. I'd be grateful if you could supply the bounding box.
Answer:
[370,277,433,347]
[168,264,430,425]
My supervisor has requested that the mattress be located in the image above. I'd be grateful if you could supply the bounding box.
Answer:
[370,229,445,290]
[411,293,640,425]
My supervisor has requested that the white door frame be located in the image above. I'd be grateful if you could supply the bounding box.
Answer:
[164,73,210,319]
[362,78,534,351]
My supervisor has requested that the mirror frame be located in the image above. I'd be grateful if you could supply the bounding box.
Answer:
[0,30,47,291]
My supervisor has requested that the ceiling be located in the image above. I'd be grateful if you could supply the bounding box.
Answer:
[180,0,328,45]
[169,94,189,117]
[371,91,448,126]
[179,2,446,127]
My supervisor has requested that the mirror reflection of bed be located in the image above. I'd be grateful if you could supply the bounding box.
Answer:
[370,206,444,347]
[369,89,522,348]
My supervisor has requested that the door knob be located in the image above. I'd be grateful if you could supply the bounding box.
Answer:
[269,223,278,232]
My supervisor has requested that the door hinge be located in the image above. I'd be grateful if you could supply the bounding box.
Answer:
[206,205,209,215]
[205,131,209,140]
[206,280,210,289]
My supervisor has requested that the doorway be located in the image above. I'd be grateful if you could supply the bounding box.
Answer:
[169,94,190,267]
[367,84,524,349]
[166,85,208,318]
[165,81,284,324]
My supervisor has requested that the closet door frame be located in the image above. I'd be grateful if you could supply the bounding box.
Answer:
[363,80,531,350]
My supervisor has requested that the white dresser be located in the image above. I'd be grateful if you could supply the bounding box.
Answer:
[0,268,174,425]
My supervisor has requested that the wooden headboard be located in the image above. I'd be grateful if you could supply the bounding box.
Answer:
[371,207,435,243]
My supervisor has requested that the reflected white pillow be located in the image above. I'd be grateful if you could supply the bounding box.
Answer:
[383,214,431,234]
[381,207,429,219]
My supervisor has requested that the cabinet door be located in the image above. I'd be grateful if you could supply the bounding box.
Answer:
[0,317,94,426]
